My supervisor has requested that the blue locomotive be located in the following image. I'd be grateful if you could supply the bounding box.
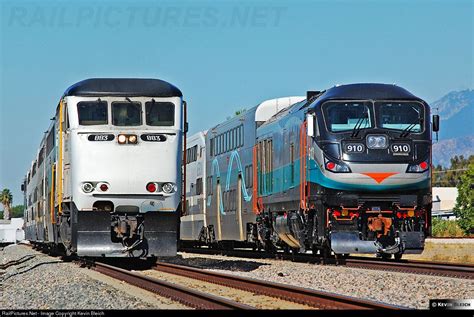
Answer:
[182,83,439,259]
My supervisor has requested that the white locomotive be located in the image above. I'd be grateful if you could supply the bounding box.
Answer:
[22,78,186,257]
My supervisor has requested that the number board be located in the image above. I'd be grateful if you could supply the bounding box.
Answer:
[344,143,365,153]
[88,134,115,141]
[391,143,411,156]
[140,134,167,142]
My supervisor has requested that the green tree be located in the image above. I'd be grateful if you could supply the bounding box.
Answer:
[433,155,474,187]
[0,188,13,220]
[453,162,474,234]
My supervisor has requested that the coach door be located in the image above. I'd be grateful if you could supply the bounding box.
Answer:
[237,175,244,240]
[62,102,72,200]
[216,180,222,241]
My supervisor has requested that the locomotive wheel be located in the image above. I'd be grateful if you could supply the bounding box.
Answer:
[380,253,392,260]
[321,247,333,264]
[394,252,403,260]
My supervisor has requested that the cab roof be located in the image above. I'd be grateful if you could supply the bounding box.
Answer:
[316,83,422,102]
[63,78,182,98]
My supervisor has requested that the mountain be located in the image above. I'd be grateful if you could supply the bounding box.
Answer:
[432,135,474,167]
[438,99,474,140]
[430,89,474,167]
[431,89,474,120]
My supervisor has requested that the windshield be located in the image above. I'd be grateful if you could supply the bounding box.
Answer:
[376,102,424,132]
[112,102,142,126]
[323,101,373,132]
[77,101,108,125]
[145,101,175,126]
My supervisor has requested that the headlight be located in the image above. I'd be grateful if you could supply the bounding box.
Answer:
[161,182,176,194]
[118,134,138,144]
[128,135,137,144]
[324,157,351,173]
[82,182,94,193]
[118,134,127,144]
[407,161,429,173]
[366,135,388,149]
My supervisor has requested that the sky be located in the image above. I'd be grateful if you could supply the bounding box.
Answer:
[0,0,473,206]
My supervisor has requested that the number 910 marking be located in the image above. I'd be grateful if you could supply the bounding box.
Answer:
[345,143,365,153]
[391,143,410,154]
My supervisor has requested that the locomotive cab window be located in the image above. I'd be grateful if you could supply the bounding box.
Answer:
[323,101,373,132]
[77,101,108,125]
[112,102,142,126]
[376,101,424,132]
[145,101,175,126]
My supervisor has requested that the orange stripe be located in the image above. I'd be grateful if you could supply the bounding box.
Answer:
[299,121,308,210]
[252,144,259,214]
[362,172,398,184]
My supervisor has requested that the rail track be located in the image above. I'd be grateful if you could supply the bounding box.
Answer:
[0,254,36,269]
[337,257,474,279]
[428,237,474,239]
[178,247,474,280]
[89,261,253,309]
[154,261,403,310]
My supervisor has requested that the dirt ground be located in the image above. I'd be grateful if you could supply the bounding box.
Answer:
[401,239,474,264]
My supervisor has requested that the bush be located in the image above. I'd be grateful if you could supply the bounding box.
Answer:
[453,162,474,234]
[431,218,465,237]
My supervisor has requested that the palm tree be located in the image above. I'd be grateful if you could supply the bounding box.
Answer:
[1,188,13,220]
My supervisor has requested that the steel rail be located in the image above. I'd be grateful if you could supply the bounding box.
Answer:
[342,257,474,279]
[92,261,254,310]
[155,261,403,310]
[0,254,36,269]
[178,247,474,279]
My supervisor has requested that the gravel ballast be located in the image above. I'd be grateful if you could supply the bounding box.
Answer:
[0,243,186,310]
[2,243,472,310]
[163,251,474,310]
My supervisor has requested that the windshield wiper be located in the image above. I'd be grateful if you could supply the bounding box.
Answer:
[351,110,368,138]
[400,117,423,138]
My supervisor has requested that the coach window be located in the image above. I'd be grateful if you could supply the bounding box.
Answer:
[239,125,244,147]
[207,176,213,195]
[77,101,108,125]
[245,164,253,188]
[196,178,203,195]
[38,146,45,167]
[145,101,175,126]
[112,102,142,126]
[32,161,37,177]
[219,135,223,154]
[46,129,54,155]
[224,132,227,153]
